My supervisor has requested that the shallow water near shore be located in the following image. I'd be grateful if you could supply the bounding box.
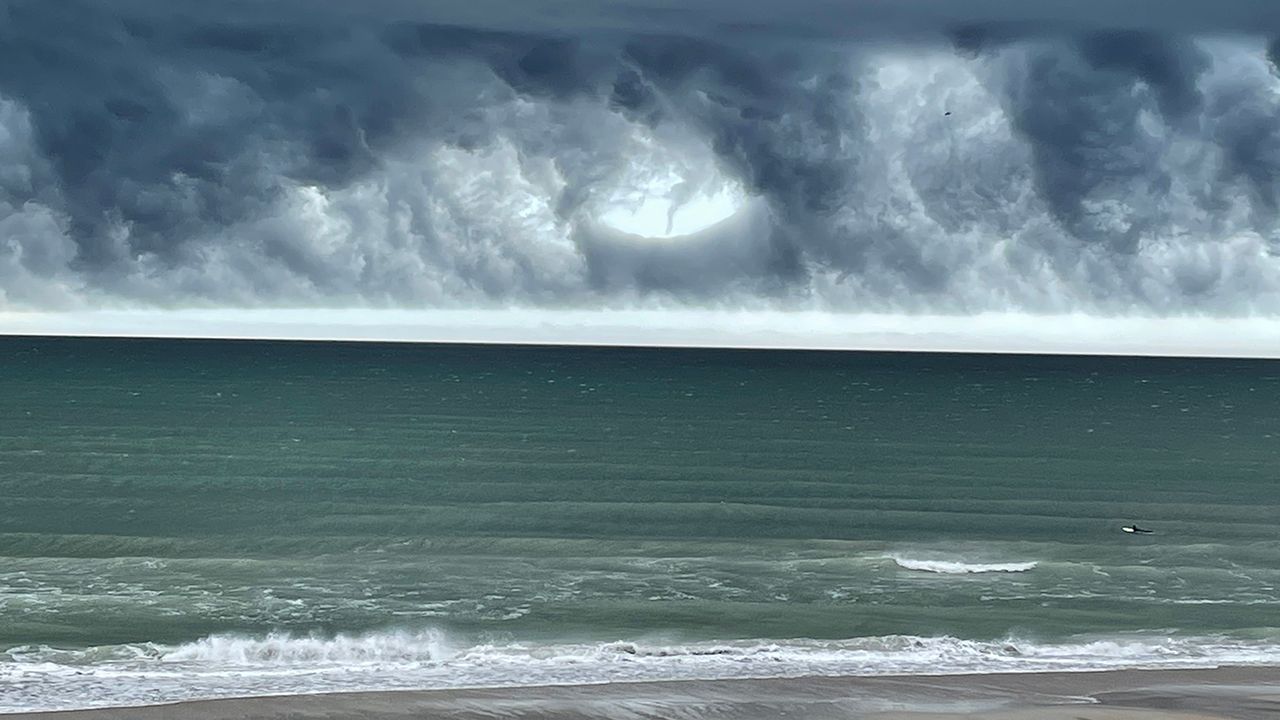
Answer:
[2,337,1280,711]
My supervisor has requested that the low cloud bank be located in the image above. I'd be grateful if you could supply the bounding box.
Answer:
[3,308,1277,359]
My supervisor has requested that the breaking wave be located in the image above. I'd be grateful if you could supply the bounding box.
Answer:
[887,556,1039,574]
[160,629,452,665]
[5,630,1280,713]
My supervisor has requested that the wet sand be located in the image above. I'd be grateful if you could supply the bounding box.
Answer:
[6,667,1280,720]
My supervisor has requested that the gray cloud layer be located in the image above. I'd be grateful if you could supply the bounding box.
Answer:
[2,0,1280,314]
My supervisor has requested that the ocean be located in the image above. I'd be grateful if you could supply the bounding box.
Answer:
[2,336,1279,712]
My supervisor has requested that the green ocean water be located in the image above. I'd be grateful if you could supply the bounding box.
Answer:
[2,336,1279,711]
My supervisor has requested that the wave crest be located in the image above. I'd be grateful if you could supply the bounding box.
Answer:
[160,629,452,665]
[887,556,1038,574]
[6,631,1280,713]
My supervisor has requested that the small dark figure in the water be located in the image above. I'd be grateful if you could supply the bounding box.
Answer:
[1122,524,1153,534]
[944,111,952,116]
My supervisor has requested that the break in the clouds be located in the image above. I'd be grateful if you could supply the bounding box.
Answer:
[3,0,1280,316]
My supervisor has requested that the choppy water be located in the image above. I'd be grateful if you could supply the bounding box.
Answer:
[2,337,1279,712]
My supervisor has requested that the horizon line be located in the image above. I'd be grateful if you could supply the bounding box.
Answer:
[1,308,1277,360]
[3,331,1277,362]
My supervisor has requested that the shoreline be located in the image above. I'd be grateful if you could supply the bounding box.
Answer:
[7,666,1280,720]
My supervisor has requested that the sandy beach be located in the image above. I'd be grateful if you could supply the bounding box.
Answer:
[6,667,1278,720]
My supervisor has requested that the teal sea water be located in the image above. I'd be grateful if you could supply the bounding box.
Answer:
[2,336,1279,711]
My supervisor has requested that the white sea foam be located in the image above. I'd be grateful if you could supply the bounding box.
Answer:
[887,556,1038,574]
[4,630,1280,713]
[160,629,452,666]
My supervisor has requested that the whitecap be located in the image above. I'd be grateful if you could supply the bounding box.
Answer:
[886,556,1038,574]
[6,630,1280,714]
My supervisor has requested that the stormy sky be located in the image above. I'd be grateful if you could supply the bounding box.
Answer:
[3,0,1280,342]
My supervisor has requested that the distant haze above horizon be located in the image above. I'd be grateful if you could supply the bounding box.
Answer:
[3,1,1280,352]
[2,309,1279,360]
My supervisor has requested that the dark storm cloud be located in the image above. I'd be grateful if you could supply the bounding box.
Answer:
[620,38,860,217]
[2,1,389,269]
[997,34,1210,253]
[88,0,1280,41]
[2,0,1280,312]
